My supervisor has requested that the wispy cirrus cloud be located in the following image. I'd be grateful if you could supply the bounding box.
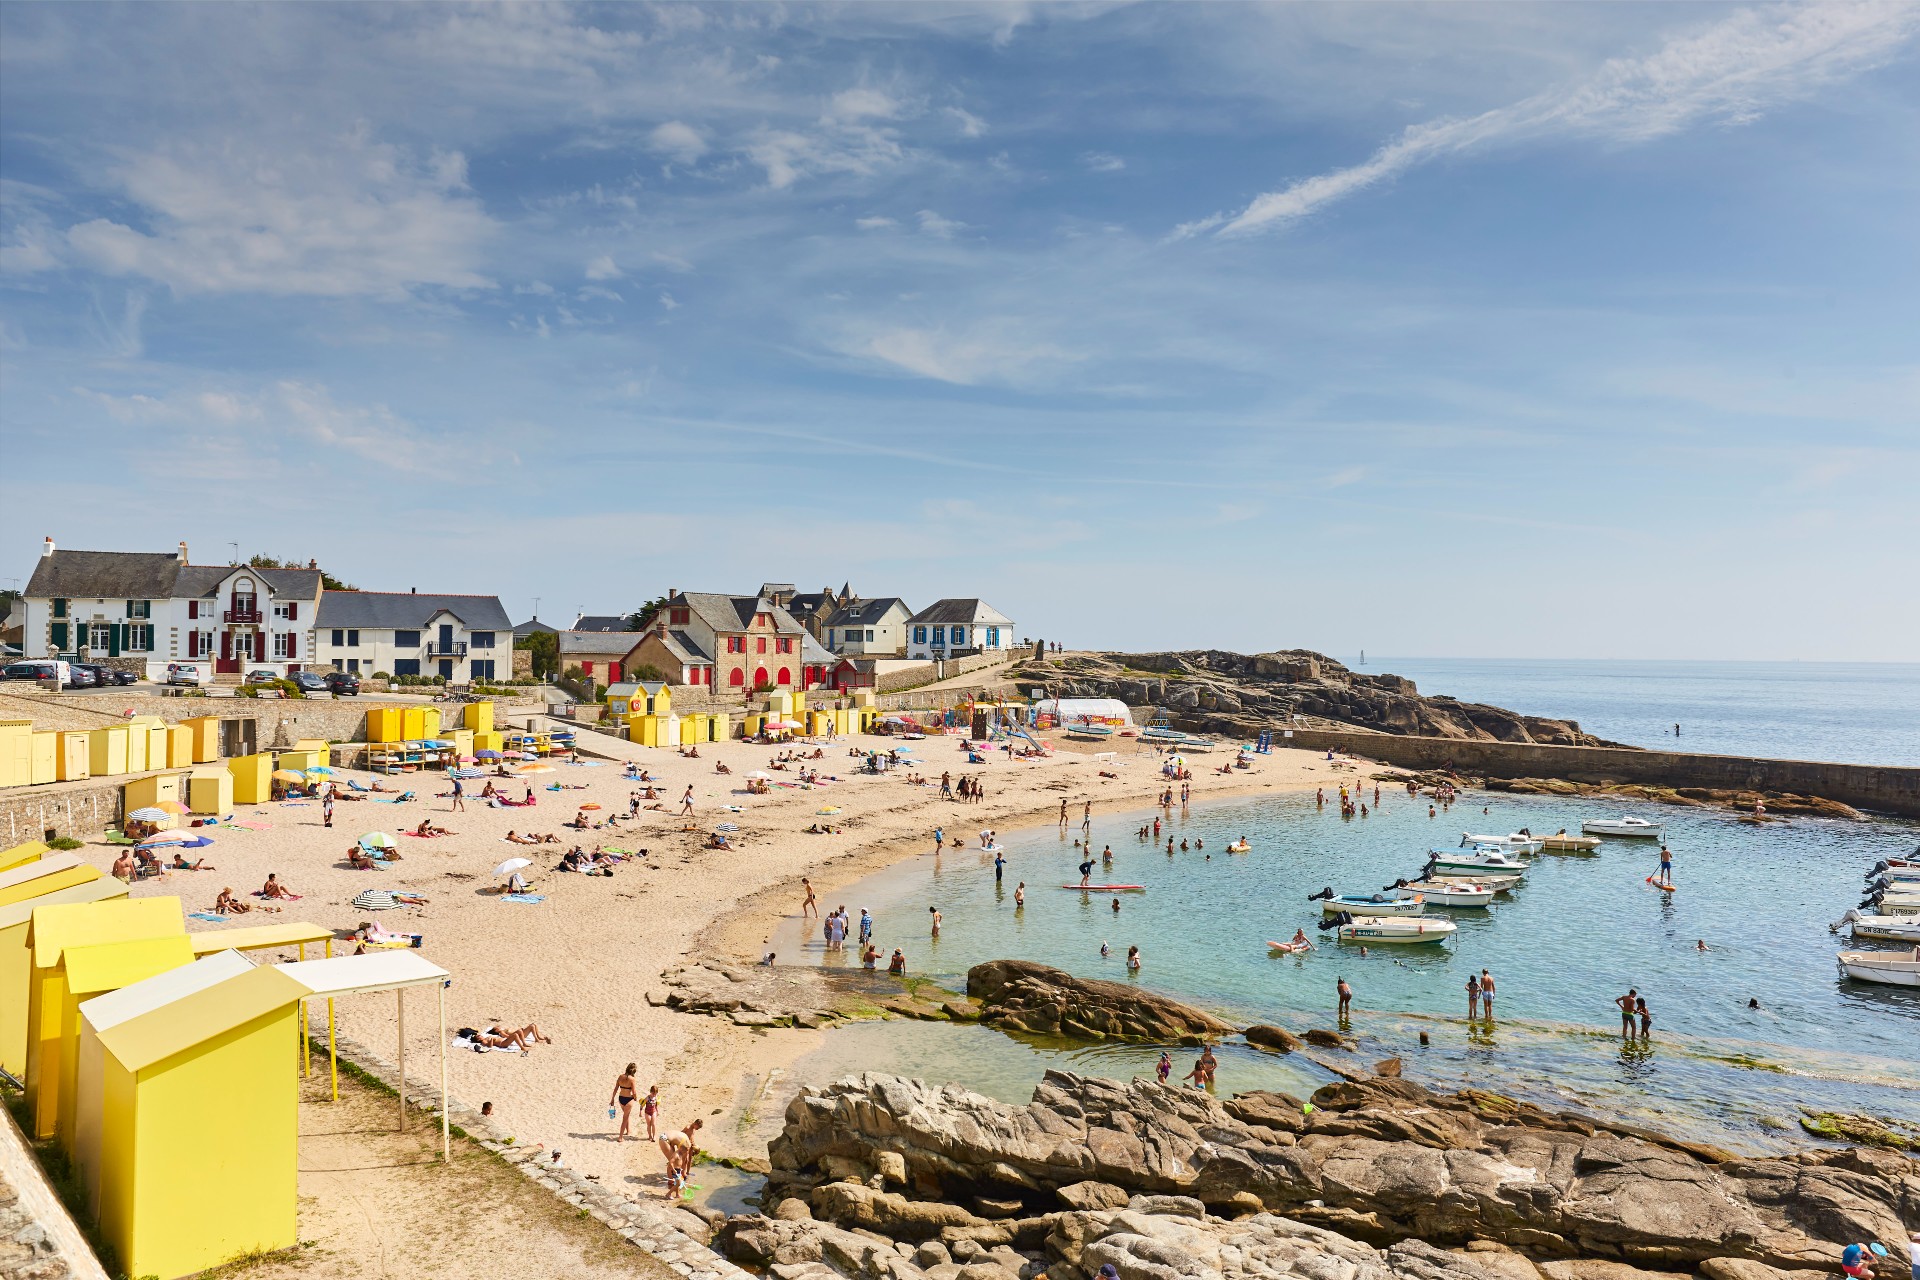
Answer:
[1181,2,1920,237]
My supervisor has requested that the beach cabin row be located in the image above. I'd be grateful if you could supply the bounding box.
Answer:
[0,715,223,789]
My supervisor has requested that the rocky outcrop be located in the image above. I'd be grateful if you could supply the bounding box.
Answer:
[966,961,1238,1044]
[766,1071,1917,1274]
[1012,651,1628,749]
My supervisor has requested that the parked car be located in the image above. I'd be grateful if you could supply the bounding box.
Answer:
[244,669,277,685]
[77,663,137,687]
[290,671,331,694]
[166,663,206,687]
[3,661,60,682]
[64,665,100,689]
[323,671,361,696]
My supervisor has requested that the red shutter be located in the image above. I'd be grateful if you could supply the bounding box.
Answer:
[287,631,298,659]
[288,601,298,620]
[187,600,198,619]
[583,662,594,676]
[188,631,199,657]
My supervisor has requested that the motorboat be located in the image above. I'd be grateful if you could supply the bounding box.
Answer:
[1581,816,1664,839]
[1392,879,1497,908]
[1310,888,1426,917]
[1319,912,1456,945]
[1849,915,1920,944]
[1424,847,1530,877]
[1538,832,1602,852]
[1461,832,1543,854]
[1864,890,1920,913]
[1867,862,1920,883]
[1836,951,1920,987]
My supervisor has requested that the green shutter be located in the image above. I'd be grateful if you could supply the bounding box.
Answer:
[108,623,122,657]
[52,598,67,619]
[50,622,68,650]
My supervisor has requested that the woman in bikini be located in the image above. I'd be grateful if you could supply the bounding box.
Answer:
[610,1063,639,1141]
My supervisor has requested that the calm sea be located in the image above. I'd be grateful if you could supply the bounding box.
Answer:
[1360,657,1920,767]
[776,787,1920,1152]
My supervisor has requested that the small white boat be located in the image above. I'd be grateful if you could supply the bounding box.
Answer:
[1425,847,1530,876]
[1397,879,1497,908]
[1538,832,1602,852]
[1462,832,1543,854]
[1836,951,1920,987]
[1328,914,1456,945]
[1851,915,1920,944]
[1867,891,1920,913]
[1316,890,1426,917]
[1582,816,1664,839]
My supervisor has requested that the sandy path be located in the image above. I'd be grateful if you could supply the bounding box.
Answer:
[93,721,1365,1195]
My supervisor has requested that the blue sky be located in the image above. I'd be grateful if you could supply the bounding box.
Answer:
[3,2,1916,661]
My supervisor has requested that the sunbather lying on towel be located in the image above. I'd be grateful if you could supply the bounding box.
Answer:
[169,853,215,870]
[354,920,422,948]
[714,762,731,774]
[413,819,453,837]
[474,1020,550,1049]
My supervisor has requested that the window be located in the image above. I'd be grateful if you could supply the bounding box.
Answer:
[273,603,293,620]
[827,629,835,646]
[52,598,68,619]
[865,629,875,642]
[126,599,151,619]
[670,607,689,626]
[347,658,360,673]
[914,626,926,643]
[272,633,292,659]
[986,626,1000,647]
[951,626,967,646]
[394,658,420,676]
[777,637,792,654]
[331,629,344,647]
[90,622,114,650]
[472,659,496,680]
[725,635,745,654]
[471,631,495,649]
[348,629,359,647]
[755,613,769,626]
[932,626,945,645]
[127,624,153,652]
[728,668,744,686]
[393,630,421,648]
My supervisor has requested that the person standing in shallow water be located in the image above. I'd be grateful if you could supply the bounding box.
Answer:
[1466,973,1481,1020]
[1337,977,1353,1019]
[1617,988,1639,1037]
[1480,969,1496,1017]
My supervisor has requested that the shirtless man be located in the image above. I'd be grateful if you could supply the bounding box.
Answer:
[260,873,299,900]
[801,878,819,918]
[1616,988,1639,1037]
[659,1118,703,1188]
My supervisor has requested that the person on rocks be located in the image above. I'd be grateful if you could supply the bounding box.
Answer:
[659,1118,702,1191]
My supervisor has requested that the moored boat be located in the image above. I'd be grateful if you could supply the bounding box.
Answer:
[1461,831,1544,854]
[1850,915,1920,944]
[1836,951,1920,987]
[1424,847,1530,876]
[1311,888,1426,917]
[1394,879,1497,907]
[1582,816,1664,839]
[1538,832,1602,852]
[1321,912,1456,945]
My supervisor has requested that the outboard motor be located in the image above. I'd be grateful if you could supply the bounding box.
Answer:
[1317,911,1353,931]
[1307,887,1334,902]
[1870,860,1889,875]
[1385,878,1411,891]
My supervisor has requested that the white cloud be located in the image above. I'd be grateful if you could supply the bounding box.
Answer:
[1190,2,1920,237]
[648,120,708,163]
[944,106,987,138]
[73,380,429,467]
[658,291,679,310]
[64,133,496,296]
[828,87,902,121]
[585,255,623,280]
[1324,465,1367,488]
[744,122,906,189]
[855,216,898,230]
[852,324,1073,387]
[578,285,623,302]
[916,210,966,238]
[1082,151,1126,172]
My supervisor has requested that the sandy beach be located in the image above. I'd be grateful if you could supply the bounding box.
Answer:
[88,721,1367,1195]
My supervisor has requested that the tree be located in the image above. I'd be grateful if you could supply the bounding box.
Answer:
[628,662,668,683]
[515,629,558,679]
[247,553,355,591]
[626,595,670,631]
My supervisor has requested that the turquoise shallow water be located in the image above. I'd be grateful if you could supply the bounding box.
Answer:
[777,785,1920,1149]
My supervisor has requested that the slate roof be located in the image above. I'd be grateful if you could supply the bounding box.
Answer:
[826,597,909,628]
[25,551,322,601]
[670,592,806,635]
[313,591,512,631]
[801,633,836,666]
[907,598,1013,626]
[571,614,629,632]
[513,618,558,637]
[658,630,713,665]
[553,629,643,656]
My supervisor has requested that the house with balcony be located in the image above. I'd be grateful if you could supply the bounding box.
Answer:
[311,590,511,682]
[620,589,827,692]
[18,538,323,679]
[822,597,912,657]
[905,599,1016,660]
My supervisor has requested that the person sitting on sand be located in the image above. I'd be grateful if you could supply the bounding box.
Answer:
[346,846,376,870]
[260,873,300,900]
[414,818,453,837]
[481,781,499,798]
[714,761,731,774]
[707,832,731,849]
[214,887,252,915]
[170,852,214,870]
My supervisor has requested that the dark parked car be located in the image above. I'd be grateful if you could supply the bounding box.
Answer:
[77,663,137,687]
[244,669,277,685]
[323,671,361,696]
[291,671,331,694]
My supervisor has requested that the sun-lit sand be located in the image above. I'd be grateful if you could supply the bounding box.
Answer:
[90,718,1365,1193]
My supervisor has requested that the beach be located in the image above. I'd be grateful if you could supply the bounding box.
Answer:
[89,723,1358,1191]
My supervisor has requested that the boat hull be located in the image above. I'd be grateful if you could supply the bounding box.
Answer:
[1852,917,1920,943]
[1582,820,1663,838]
[1427,856,1529,877]
[1401,881,1496,907]
[1321,897,1425,917]
[1837,953,1920,987]
[1462,834,1544,854]
[1337,917,1455,944]
[1538,834,1601,852]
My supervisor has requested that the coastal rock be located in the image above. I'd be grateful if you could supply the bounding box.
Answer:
[1243,1025,1304,1053]
[966,961,1237,1044]
[767,1071,1917,1271]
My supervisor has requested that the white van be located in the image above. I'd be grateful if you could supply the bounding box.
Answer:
[166,663,206,687]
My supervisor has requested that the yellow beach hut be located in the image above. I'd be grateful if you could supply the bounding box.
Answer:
[88,724,130,779]
[55,933,197,1149]
[180,715,221,764]
[0,851,101,909]
[0,876,128,1078]
[90,959,309,1280]
[228,752,274,804]
[0,839,47,872]
[462,699,494,734]
[24,896,184,1139]
[56,731,92,781]
[0,718,33,788]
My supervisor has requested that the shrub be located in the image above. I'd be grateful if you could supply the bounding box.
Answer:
[48,836,84,851]
[372,671,392,681]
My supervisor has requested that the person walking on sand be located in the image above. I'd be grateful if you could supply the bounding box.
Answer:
[323,790,334,828]
[450,776,465,813]
[1466,973,1482,1020]
[934,826,945,851]
[800,878,818,918]
[610,1063,639,1141]
[1617,988,1639,1037]
[679,786,694,815]
[1337,977,1353,1019]
[1480,969,1496,1017]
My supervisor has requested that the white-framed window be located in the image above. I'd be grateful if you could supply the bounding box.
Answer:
[273,632,292,659]
[89,622,114,650]
[126,624,154,652]
[274,603,293,619]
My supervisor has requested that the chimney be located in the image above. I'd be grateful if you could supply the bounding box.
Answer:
[410,587,417,595]
[43,536,55,558]
[307,558,317,569]
[177,540,189,563]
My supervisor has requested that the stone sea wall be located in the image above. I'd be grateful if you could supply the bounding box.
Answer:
[1281,728,1920,819]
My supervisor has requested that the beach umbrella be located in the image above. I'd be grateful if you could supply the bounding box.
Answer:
[127,806,170,822]
[179,835,214,849]
[271,769,306,782]
[136,833,193,848]
[350,888,398,911]
[157,800,190,815]
[817,806,842,816]
[503,751,528,759]
[744,770,773,780]
[475,749,502,760]
[360,832,396,849]
[433,739,458,747]
[491,857,532,879]
[458,755,476,763]
[515,763,555,775]
[578,803,602,811]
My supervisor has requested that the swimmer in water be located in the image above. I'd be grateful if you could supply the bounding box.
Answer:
[1126,945,1142,971]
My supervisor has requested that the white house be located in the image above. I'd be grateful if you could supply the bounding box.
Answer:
[905,599,1015,660]
[19,538,324,679]
[822,597,912,657]
[310,590,512,682]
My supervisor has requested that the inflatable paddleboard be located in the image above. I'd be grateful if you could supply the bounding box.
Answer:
[1060,884,1146,892]
[1645,876,1677,891]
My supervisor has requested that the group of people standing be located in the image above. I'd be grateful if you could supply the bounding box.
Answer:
[606,1068,705,1198]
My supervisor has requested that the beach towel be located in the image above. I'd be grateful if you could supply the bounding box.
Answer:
[188,912,227,923]
[503,894,546,904]
[348,780,370,792]
[451,1035,522,1053]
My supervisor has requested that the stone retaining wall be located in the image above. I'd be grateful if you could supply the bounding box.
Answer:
[1278,726,1920,818]
[1,1101,109,1280]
